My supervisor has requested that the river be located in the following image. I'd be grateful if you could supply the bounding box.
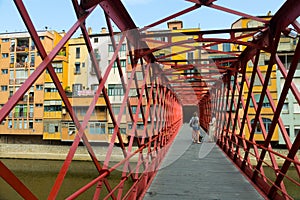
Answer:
[0,159,299,199]
[0,159,132,200]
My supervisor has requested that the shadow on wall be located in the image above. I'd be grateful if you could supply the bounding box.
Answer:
[182,105,199,123]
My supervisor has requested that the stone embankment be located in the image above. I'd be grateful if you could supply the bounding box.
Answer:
[0,143,298,166]
[0,143,132,162]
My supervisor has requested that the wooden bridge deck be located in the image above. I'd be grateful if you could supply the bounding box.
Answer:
[144,124,264,200]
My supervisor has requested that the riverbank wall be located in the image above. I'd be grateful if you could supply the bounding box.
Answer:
[0,143,298,166]
[0,143,132,162]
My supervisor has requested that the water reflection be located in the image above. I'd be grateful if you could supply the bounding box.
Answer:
[0,159,125,199]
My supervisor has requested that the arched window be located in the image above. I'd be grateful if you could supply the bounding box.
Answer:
[250,118,272,134]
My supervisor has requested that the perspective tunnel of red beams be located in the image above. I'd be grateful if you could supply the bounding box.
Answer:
[0,0,300,199]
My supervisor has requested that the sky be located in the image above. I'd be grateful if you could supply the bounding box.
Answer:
[0,0,286,36]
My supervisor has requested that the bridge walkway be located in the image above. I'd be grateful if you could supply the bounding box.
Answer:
[144,124,265,200]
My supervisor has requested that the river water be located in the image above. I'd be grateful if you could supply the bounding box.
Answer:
[1,159,299,199]
[0,159,132,200]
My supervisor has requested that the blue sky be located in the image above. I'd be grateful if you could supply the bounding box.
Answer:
[0,0,285,36]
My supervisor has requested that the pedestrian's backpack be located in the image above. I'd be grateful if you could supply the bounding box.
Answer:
[189,117,196,127]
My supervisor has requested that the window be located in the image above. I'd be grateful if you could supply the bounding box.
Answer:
[19,120,22,129]
[75,62,80,74]
[136,71,144,81]
[75,47,80,58]
[112,106,125,115]
[72,84,82,96]
[73,107,94,116]
[285,126,290,136]
[129,88,138,97]
[127,56,131,64]
[45,123,60,133]
[137,123,144,130]
[108,127,114,134]
[293,103,300,113]
[158,53,165,59]
[36,84,43,90]
[89,122,105,134]
[211,45,218,50]
[108,44,114,52]
[120,128,126,134]
[120,59,126,67]
[94,38,98,43]
[29,104,34,118]
[111,127,126,134]
[187,52,194,64]
[44,83,58,92]
[110,59,126,69]
[30,52,35,66]
[52,62,63,73]
[44,100,62,112]
[29,120,33,129]
[2,38,9,42]
[108,84,124,96]
[112,106,120,115]
[282,103,289,113]
[1,69,8,74]
[256,94,270,108]
[31,40,35,50]
[295,126,300,137]
[1,85,8,91]
[35,103,43,107]
[2,53,9,58]
[94,49,100,60]
[252,73,270,86]
[91,84,98,92]
[120,44,126,52]
[294,78,300,92]
[44,105,62,112]
[8,120,12,128]
[14,104,27,118]
[250,94,270,108]
[131,106,137,114]
[24,120,27,129]
[223,43,231,52]
[108,126,126,134]
[251,118,272,134]
[14,120,18,129]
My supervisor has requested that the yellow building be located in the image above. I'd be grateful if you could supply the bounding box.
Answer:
[61,31,109,142]
[43,31,69,140]
[0,31,63,142]
[232,16,279,143]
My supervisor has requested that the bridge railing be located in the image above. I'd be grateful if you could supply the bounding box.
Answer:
[1,0,300,199]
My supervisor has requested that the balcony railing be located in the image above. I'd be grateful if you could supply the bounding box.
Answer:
[15,62,29,68]
[16,45,29,52]
[15,79,26,85]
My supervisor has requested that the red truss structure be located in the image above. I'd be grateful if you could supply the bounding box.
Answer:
[0,0,300,199]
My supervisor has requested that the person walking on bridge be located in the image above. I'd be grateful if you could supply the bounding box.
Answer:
[189,112,201,144]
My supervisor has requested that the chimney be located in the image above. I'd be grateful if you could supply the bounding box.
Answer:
[88,27,92,34]
[167,20,183,30]
[101,27,107,33]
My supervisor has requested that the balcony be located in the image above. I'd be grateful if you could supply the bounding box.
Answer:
[16,45,29,52]
[15,78,26,85]
[15,62,29,68]
[14,112,28,118]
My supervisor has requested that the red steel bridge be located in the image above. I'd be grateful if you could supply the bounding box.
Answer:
[1,0,300,199]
